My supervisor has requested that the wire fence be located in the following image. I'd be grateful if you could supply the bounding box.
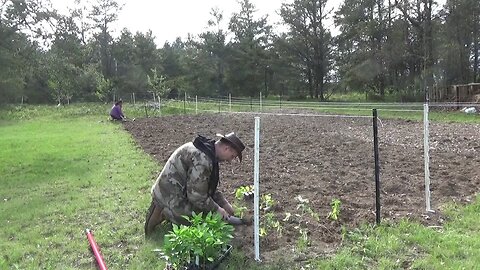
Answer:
[123,93,479,217]
[123,93,480,119]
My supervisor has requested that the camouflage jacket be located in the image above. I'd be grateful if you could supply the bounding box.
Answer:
[151,140,220,220]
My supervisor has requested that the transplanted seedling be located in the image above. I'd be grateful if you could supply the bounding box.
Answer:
[233,186,253,219]
[294,225,309,251]
[295,195,320,222]
[235,185,254,200]
[261,194,275,211]
[327,198,341,221]
[262,212,283,237]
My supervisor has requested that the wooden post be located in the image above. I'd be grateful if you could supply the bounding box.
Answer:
[455,85,459,109]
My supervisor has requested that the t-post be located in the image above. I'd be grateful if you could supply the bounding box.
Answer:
[372,109,381,225]
[184,92,187,114]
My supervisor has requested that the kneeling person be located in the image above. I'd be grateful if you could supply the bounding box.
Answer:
[145,132,246,235]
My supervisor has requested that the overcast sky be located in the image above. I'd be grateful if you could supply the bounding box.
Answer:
[49,0,446,46]
[50,0,291,45]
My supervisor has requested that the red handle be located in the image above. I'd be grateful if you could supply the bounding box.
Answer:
[85,229,108,270]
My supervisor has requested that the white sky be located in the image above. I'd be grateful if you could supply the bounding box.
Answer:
[49,0,446,46]
[50,0,291,45]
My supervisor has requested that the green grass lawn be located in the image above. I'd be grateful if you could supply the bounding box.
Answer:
[0,108,163,269]
[1,103,479,269]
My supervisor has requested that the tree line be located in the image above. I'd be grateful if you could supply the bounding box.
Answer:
[1,0,479,104]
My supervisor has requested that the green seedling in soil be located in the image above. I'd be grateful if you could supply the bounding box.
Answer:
[295,226,310,252]
[235,185,254,200]
[259,227,267,237]
[233,186,253,219]
[295,195,320,222]
[261,194,275,211]
[271,220,283,237]
[262,212,284,237]
[340,225,348,241]
[233,202,248,218]
[327,198,342,221]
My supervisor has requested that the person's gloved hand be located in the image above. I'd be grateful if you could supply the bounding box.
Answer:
[223,202,235,216]
[217,207,230,220]
[226,215,253,225]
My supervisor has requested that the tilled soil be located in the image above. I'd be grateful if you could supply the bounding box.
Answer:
[123,111,480,262]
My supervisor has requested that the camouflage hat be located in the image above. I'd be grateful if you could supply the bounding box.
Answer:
[217,132,245,162]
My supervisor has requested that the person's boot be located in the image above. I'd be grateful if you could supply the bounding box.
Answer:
[145,201,165,237]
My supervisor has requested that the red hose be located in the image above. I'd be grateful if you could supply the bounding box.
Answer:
[85,229,108,270]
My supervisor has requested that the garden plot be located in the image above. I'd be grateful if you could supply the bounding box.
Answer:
[124,112,480,262]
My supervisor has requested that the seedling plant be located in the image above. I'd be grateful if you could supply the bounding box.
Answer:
[233,187,284,239]
[327,198,342,221]
[295,226,310,252]
[258,194,284,238]
[162,212,234,269]
[295,195,320,222]
[234,185,254,200]
[233,185,254,218]
[293,195,322,251]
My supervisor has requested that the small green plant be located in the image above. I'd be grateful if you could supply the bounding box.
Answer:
[261,193,275,211]
[257,194,282,238]
[262,212,283,237]
[259,227,268,237]
[233,185,253,219]
[327,198,342,221]
[271,219,283,237]
[232,202,248,218]
[341,225,348,240]
[162,212,234,269]
[235,185,254,200]
[295,195,320,222]
[295,226,309,251]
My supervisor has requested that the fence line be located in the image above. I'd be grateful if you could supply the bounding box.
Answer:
[155,97,472,217]
[128,92,480,114]
[155,98,425,115]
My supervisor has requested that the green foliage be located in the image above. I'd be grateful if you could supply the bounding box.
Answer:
[147,67,169,98]
[327,198,342,221]
[295,195,320,222]
[162,212,234,269]
[260,194,275,211]
[1,0,480,104]
[227,0,272,97]
[278,0,334,100]
[234,185,254,200]
[95,74,113,102]
[258,194,283,238]
[232,185,253,219]
[263,212,283,237]
[295,227,309,252]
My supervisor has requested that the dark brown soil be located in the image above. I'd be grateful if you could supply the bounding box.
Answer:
[123,111,480,262]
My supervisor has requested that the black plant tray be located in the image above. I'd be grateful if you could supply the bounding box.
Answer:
[187,244,233,270]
